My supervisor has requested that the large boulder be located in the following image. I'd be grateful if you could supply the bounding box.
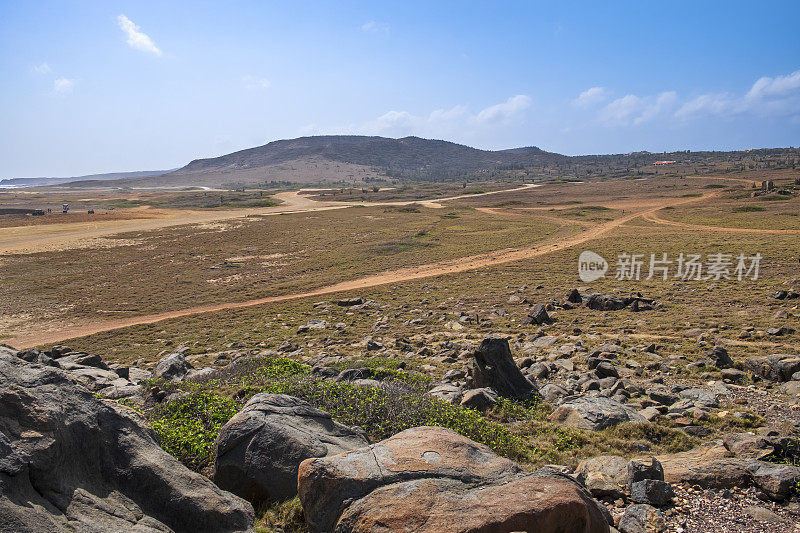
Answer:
[745,354,800,382]
[298,426,610,533]
[152,351,193,382]
[575,455,628,498]
[0,350,254,532]
[655,441,751,489]
[471,335,538,400]
[549,396,646,431]
[214,394,368,504]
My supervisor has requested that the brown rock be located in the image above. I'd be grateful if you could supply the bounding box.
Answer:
[298,426,610,533]
[656,441,751,489]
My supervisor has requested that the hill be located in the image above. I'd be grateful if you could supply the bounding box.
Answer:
[77,136,566,188]
[0,169,171,189]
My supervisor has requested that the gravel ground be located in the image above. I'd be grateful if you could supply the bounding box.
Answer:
[664,483,800,532]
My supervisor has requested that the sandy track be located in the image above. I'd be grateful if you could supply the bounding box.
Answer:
[642,212,800,234]
[0,184,540,255]
[7,189,715,349]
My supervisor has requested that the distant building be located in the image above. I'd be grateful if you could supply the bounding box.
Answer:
[653,160,677,165]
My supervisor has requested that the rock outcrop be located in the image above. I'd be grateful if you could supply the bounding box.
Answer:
[213,393,368,504]
[297,426,610,533]
[0,349,254,532]
[471,335,538,400]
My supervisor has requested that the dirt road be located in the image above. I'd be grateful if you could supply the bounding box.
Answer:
[0,183,540,255]
[7,188,716,349]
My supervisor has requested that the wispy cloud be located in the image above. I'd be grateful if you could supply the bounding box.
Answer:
[354,95,531,138]
[573,87,608,107]
[599,91,677,126]
[475,95,532,124]
[117,14,162,56]
[361,21,389,34]
[242,75,271,90]
[676,69,800,120]
[32,63,52,75]
[53,77,75,95]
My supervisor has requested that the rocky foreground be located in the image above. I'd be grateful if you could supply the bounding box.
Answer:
[2,289,800,532]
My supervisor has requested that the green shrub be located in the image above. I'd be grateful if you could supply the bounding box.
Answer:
[733,205,766,212]
[150,392,240,470]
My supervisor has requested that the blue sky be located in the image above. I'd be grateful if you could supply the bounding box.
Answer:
[1,1,799,177]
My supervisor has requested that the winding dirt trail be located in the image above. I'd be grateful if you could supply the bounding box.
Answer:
[7,187,717,349]
[641,212,800,234]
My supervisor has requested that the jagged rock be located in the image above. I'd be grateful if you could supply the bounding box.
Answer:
[298,319,327,332]
[152,351,193,382]
[214,394,368,504]
[627,457,664,487]
[549,396,646,431]
[721,368,746,382]
[595,361,619,379]
[460,387,498,410]
[524,304,553,325]
[566,288,583,303]
[706,345,733,368]
[746,354,800,382]
[618,504,665,533]
[297,426,610,533]
[472,335,538,400]
[677,387,718,409]
[0,350,254,532]
[630,480,674,506]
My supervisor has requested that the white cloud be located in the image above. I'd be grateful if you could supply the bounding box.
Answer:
[599,91,677,126]
[675,69,800,120]
[675,93,736,120]
[361,21,389,34]
[242,75,271,90]
[117,14,162,56]
[746,70,800,100]
[53,77,75,95]
[33,63,52,75]
[573,87,608,107]
[352,96,530,139]
[474,95,531,124]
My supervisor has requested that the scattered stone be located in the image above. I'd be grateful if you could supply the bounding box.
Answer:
[706,346,733,368]
[627,457,664,488]
[745,354,800,382]
[746,461,800,501]
[337,297,365,306]
[428,383,463,404]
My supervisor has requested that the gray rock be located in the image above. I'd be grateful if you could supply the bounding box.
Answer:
[678,387,719,409]
[524,304,553,325]
[472,335,538,400]
[540,383,569,403]
[460,387,498,410]
[550,396,646,431]
[618,504,665,533]
[297,319,327,332]
[214,393,368,504]
[152,351,193,382]
[0,349,254,533]
[575,455,628,499]
[721,368,746,382]
[747,461,800,501]
[595,361,619,379]
[627,457,664,487]
[723,432,776,459]
[744,505,790,525]
[630,480,674,506]
[706,345,733,368]
[428,383,463,404]
[746,354,800,382]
